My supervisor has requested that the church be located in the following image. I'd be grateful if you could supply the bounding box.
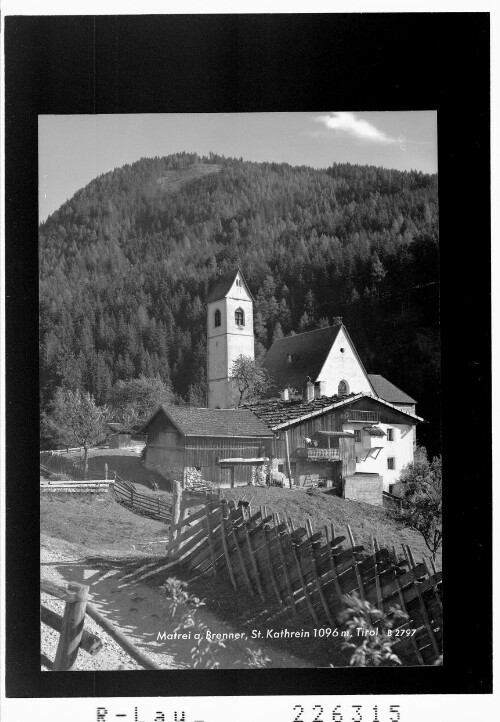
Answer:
[205,269,423,501]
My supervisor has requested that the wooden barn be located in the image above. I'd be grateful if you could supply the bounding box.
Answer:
[140,405,275,488]
[106,422,132,449]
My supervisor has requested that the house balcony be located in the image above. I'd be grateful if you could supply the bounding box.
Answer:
[343,410,380,423]
[295,447,340,461]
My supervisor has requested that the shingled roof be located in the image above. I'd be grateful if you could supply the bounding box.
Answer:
[244,393,361,428]
[367,374,416,404]
[206,269,254,303]
[261,324,344,393]
[245,392,423,430]
[141,405,274,438]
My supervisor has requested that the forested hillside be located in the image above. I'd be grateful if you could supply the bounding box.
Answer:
[39,152,440,454]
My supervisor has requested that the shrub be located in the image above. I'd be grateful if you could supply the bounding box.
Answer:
[339,592,409,667]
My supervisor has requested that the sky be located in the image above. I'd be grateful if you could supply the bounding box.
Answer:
[39,111,437,223]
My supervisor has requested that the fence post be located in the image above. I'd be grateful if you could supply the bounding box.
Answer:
[53,582,89,671]
[166,481,182,559]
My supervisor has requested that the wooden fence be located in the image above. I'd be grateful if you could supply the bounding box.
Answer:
[41,578,162,670]
[113,474,171,524]
[40,479,113,493]
[167,489,443,666]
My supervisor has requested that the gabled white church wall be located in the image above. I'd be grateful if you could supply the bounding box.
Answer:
[316,326,373,396]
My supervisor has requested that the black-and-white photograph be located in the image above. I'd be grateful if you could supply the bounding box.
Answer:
[38,111,442,671]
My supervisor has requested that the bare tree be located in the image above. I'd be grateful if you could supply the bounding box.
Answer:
[229,355,273,406]
[50,389,109,478]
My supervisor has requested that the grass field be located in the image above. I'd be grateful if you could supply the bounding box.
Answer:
[40,492,168,557]
[223,486,441,569]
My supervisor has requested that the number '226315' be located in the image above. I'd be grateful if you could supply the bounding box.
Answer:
[292,704,401,722]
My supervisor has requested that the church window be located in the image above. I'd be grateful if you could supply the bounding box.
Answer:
[338,379,349,395]
[214,309,221,327]
[235,308,245,326]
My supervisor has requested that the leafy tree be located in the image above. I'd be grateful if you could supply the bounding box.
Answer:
[107,375,175,428]
[339,593,409,667]
[395,454,442,561]
[229,355,273,406]
[49,389,109,478]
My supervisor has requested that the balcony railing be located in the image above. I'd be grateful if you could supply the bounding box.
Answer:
[295,448,340,461]
[344,410,380,423]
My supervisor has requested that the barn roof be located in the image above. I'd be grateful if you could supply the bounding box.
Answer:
[106,422,132,434]
[206,268,254,303]
[245,392,423,430]
[140,405,274,438]
[367,374,416,404]
[261,324,344,392]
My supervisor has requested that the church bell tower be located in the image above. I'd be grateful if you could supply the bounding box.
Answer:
[206,269,255,408]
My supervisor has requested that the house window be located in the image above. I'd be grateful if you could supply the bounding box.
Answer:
[387,428,394,441]
[214,309,221,327]
[387,457,396,470]
[354,429,361,443]
[235,308,245,326]
[338,379,349,395]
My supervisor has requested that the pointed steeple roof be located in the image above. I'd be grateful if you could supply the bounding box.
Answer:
[206,268,254,303]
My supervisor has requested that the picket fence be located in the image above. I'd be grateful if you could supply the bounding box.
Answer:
[166,487,443,666]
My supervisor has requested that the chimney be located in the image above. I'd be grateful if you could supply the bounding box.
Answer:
[303,376,315,402]
[282,388,290,401]
[314,380,326,399]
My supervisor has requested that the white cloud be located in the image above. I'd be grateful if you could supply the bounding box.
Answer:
[315,112,394,143]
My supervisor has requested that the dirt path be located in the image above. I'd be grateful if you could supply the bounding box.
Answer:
[41,535,312,670]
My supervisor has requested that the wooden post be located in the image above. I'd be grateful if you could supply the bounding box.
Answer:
[243,515,265,601]
[392,576,426,666]
[205,502,217,576]
[405,546,440,658]
[292,543,319,625]
[220,504,237,590]
[306,521,334,625]
[228,503,254,596]
[166,481,182,559]
[274,513,298,617]
[41,604,102,656]
[53,582,89,671]
[284,431,293,488]
[372,537,384,611]
[346,524,365,601]
[325,524,343,604]
[262,523,283,606]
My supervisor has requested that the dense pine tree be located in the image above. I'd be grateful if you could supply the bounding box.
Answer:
[39,153,440,454]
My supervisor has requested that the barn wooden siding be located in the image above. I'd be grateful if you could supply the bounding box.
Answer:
[272,408,356,485]
[185,436,273,486]
[144,410,273,487]
[144,413,185,472]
